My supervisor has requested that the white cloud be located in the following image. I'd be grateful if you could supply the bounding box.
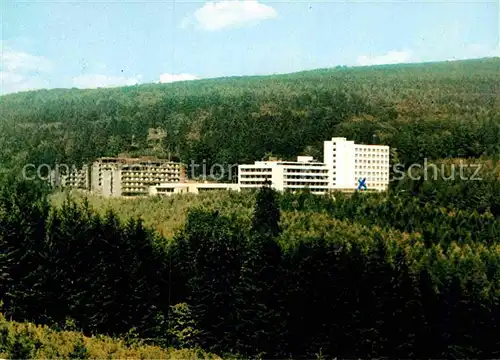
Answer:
[1,49,53,73]
[159,73,200,83]
[72,74,142,88]
[0,72,24,85]
[447,44,500,61]
[356,50,413,66]
[355,45,498,68]
[193,0,277,31]
[0,46,53,94]
[0,72,51,95]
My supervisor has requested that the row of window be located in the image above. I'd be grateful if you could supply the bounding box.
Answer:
[121,176,182,180]
[355,165,389,170]
[99,169,182,174]
[284,175,329,180]
[62,173,87,177]
[279,162,326,167]
[157,188,175,192]
[155,187,230,193]
[98,167,181,171]
[240,168,273,173]
[198,188,232,192]
[240,174,272,179]
[284,169,328,174]
[285,182,329,187]
[121,178,181,182]
[353,183,388,188]
[354,153,389,158]
[98,173,181,178]
[355,171,388,176]
[98,160,182,166]
[240,181,271,185]
[354,147,389,153]
[123,182,157,186]
[241,167,331,173]
[122,192,148,196]
[61,182,87,187]
[331,153,388,159]
[357,177,388,182]
[355,159,389,164]
[121,188,147,192]
[288,188,327,193]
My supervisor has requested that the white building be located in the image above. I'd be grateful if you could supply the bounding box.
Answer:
[238,156,330,195]
[323,137,390,192]
[150,181,239,196]
[57,138,389,198]
[237,138,390,194]
[91,156,185,197]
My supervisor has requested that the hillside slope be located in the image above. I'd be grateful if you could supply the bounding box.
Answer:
[0,58,499,174]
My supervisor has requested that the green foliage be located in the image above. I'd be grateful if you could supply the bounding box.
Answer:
[68,337,89,359]
[0,58,499,178]
[252,184,281,238]
[0,313,218,359]
[5,177,500,357]
[178,209,245,354]
[167,303,199,349]
[10,328,42,360]
[50,190,255,238]
[2,58,500,358]
[40,185,500,357]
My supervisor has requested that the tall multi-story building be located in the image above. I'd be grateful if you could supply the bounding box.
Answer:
[238,156,330,195]
[62,166,90,189]
[323,137,390,192]
[238,138,390,194]
[50,165,90,190]
[91,156,185,197]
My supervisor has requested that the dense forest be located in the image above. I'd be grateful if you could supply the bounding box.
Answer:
[1,58,500,358]
[3,180,500,358]
[0,58,499,176]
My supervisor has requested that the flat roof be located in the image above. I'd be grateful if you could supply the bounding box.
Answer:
[241,161,326,167]
[154,182,238,188]
[96,156,182,164]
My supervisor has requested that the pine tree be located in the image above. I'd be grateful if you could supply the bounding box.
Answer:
[184,209,243,354]
[235,228,284,357]
[232,183,286,357]
[0,179,50,323]
[251,183,281,238]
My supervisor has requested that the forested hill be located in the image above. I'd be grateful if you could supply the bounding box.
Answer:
[0,57,499,172]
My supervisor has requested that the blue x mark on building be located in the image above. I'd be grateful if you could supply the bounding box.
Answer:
[357,177,367,190]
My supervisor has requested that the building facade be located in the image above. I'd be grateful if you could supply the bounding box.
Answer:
[149,181,239,196]
[323,137,390,192]
[50,137,389,197]
[238,138,390,194]
[50,165,90,190]
[90,156,185,197]
[238,156,330,195]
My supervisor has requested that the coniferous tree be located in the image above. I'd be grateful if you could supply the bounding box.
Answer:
[235,185,284,357]
[183,209,243,354]
[251,182,281,238]
[0,179,50,323]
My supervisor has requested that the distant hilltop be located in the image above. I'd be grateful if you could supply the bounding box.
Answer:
[0,57,499,181]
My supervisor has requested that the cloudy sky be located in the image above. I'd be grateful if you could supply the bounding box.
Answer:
[1,0,499,94]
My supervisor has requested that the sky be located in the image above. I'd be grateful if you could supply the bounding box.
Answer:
[1,0,499,94]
